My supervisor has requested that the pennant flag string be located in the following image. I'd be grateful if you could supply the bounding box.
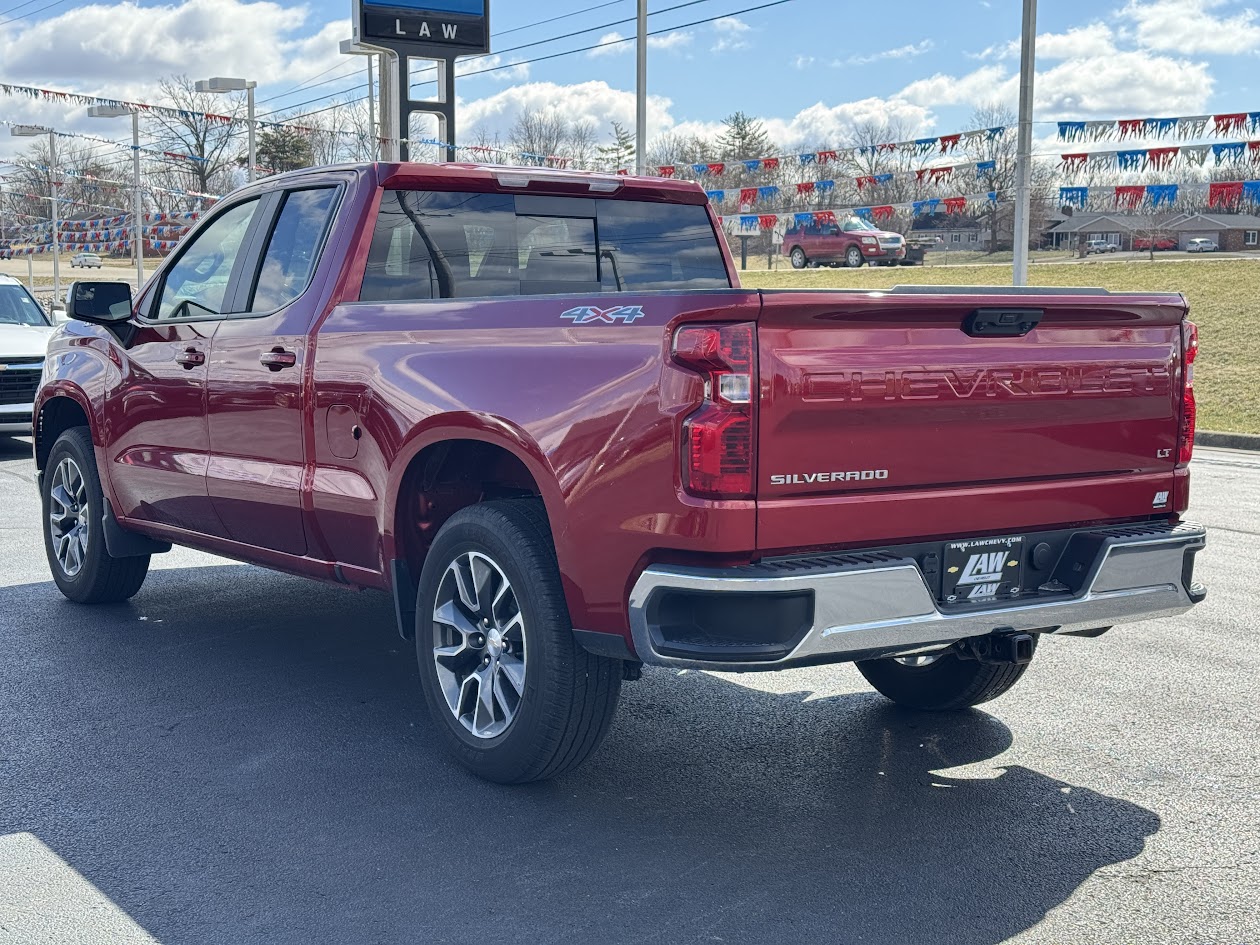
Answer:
[1057,112,1260,142]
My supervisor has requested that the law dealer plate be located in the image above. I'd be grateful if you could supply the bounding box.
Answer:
[941,535,1025,603]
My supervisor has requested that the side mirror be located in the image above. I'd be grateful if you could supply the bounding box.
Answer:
[67,281,133,324]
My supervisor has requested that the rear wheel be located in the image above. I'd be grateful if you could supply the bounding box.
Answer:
[789,247,807,269]
[42,427,149,603]
[855,640,1037,710]
[414,499,623,783]
[845,246,864,268]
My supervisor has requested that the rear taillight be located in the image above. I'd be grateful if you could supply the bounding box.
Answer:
[1179,320,1198,465]
[673,322,756,499]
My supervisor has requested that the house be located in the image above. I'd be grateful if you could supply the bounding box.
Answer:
[1043,213,1138,250]
[1164,212,1260,251]
[908,213,990,250]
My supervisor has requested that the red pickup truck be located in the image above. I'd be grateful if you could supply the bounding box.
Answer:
[35,162,1206,783]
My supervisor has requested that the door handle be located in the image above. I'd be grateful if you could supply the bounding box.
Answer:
[174,347,205,369]
[260,348,298,371]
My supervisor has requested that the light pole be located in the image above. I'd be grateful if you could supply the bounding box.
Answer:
[341,39,378,161]
[635,0,647,174]
[11,124,59,301]
[195,77,257,182]
[1012,0,1037,286]
[88,105,145,289]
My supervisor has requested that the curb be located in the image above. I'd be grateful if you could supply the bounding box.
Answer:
[1198,430,1260,451]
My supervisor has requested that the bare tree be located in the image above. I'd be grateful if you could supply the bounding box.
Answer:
[145,75,246,194]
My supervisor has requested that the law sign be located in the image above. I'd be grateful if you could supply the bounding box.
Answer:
[357,0,489,54]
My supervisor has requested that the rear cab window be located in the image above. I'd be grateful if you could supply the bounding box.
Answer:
[359,191,729,302]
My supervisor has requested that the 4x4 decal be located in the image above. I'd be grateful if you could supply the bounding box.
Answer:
[560,305,646,325]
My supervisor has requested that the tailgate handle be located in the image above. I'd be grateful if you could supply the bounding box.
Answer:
[963,308,1043,337]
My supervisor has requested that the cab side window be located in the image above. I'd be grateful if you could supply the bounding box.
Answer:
[155,199,260,321]
[249,188,339,313]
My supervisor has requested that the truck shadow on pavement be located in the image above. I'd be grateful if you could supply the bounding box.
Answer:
[0,564,1160,945]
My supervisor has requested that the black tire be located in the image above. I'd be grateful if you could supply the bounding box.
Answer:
[789,247,807,269]
[845,245,865,268]
[42,427,149,603]
[414,498,622,783]
[855,640,1037,711]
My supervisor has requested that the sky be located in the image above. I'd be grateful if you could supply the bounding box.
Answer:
[0,0,1259,164]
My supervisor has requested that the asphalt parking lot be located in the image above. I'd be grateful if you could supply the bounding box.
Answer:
[0,435,1256,945]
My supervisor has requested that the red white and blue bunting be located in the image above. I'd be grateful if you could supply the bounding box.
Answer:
[1058,180,1260,210]
[719,191,999,231]
[1058,113,1260,142]
[1059,140,1260,174]
[655,128,1007,179]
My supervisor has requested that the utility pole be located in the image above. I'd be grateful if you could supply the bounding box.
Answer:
[635,0,647,174]
[89,104,145,288]
[1012,0,1037,286]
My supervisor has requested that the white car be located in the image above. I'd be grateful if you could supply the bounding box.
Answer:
[0,274,55,435]
[70,252,103,269]
[1186,238,1218,253]
[1085,239,1120,254]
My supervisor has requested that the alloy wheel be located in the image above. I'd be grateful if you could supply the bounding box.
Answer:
[48,457,90,577]
[432,551,528,739]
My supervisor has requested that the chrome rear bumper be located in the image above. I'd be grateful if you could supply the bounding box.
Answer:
[628,522,1206,671]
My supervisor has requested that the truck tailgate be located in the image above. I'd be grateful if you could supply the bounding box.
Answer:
[756,287,1188,552]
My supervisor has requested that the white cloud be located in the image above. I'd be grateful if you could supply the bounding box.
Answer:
[969,22,1117,61]
[457,56,530,84]
[1120,0,1260,55]
[894,45,1214,119]
[843,39,934,66]
[841,39,932,66]
[792,55,816,69]
[0,0,345,93]
[711,16,752,53]
[459,81,679,142]
[586,29,691,58]
[897,66,1013,107]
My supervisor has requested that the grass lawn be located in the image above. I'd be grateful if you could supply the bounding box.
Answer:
[740,258,1260,435]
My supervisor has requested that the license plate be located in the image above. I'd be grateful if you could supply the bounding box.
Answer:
[942,536,1025,604]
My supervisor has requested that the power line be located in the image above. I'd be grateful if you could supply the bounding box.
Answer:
[0,0,71,25]
[280,0,802,125]
[255,0,729,120]
[255,0,631,108]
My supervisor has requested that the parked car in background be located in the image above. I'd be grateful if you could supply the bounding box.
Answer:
[1134,237,1177,252]
[1187,238,1218,253]
[0,243,14,261]
[1084,239,1120,254]
[0,273,54,434]
[783,216,907,269]
[70,252,102,269]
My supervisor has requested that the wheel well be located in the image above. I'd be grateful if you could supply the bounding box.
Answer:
[35,397,90,472]
[394,439,546,581]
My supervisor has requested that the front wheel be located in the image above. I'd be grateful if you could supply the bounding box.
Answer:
[414,499,623,783]
[789,247,807,269]
[42,427,150,603]
[845,246,864,268]
[855,639,1037,711]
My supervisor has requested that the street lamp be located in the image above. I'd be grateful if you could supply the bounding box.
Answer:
[195,76,257,182]
[10,124,60,302]
[88,105,145,289]
[340,39,378,161]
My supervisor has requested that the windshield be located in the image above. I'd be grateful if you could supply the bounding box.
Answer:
[0,284,51,327]
[841,217,879,232]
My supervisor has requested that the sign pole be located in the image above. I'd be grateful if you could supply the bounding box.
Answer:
[350,0,489,165]
[1012,0,1037,286]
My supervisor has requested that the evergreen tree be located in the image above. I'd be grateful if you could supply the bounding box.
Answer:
[597,121,636,171]
[255,127,314,175]
[716,111,772,160]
